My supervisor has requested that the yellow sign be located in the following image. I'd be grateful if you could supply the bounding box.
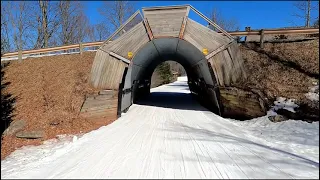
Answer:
[202,48,208,55]
[128,52,133,59]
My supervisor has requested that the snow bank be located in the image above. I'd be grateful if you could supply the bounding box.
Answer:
[227,116,319,162]
[271,97,299,113]
[305,81,319,102]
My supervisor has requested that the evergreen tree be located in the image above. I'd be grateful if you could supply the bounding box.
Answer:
[157,62,173,85]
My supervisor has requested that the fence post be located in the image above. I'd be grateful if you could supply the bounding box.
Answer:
[245,26,251,42]
[260,29,265,48]
[18,50,22,62]
[79,42,83,54]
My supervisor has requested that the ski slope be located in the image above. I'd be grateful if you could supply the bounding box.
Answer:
[1,77,319,179]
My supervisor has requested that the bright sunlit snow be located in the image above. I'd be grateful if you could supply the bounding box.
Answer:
[1,76,319,179]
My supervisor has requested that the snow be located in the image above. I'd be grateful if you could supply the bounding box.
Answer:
[226,117,319,163]
[305,82,319,102]
[1,76,319,179]
[271,97,299,113]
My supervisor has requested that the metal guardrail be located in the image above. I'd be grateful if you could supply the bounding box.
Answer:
[1,27,319,60]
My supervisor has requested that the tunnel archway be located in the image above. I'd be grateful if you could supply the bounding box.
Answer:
[90,5,247,119]
[121,37,222,115]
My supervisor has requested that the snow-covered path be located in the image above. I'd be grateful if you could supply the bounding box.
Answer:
[1,78,319,179]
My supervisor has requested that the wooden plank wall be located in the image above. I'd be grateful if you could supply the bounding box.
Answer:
[101,22,150,58]
[90,50,127,89]
[91,22,150,89]
[91,12,246,89]
[208,42,246,86]
[183,18,246,86]
[183,18,230,53]
[143,7,188,38]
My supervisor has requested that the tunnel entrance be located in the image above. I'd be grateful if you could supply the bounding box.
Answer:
[90,5,247,120]
[119,38,222,115]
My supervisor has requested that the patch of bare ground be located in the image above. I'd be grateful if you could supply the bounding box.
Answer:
[1,52,116,160]
[235,39,319,120]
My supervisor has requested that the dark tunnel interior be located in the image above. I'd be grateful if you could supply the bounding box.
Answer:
[119,38,223,115]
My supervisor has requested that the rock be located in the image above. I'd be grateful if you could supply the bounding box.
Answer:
[268,115,288,122]
[3,120,26,136]
[276,108,299,119]
[220,87,267,120]
[49,121,60,126]
[16,130,44,139]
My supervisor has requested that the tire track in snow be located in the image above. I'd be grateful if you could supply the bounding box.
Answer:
[199,111,296,179]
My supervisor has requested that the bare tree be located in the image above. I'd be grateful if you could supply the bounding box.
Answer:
[58,1,90,45]
[33,1,60,48]
[1,1,11,53]
[314,17,319,27]
[10,1,33,51]
[293,0,318,27]
[98,1,135,32]
[88,23,110,42]
[208,8,240,32]
[73,12,91,43]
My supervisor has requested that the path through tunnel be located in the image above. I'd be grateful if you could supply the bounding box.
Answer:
[120,37,223,115]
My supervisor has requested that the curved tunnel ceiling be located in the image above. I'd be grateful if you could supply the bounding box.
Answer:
[130,37,216,86]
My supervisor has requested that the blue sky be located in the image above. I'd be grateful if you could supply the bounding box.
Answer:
[84,1,319,31]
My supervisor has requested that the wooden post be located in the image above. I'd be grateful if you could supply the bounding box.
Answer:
[260,29,265,48]
[79,42,83,54]
[18,50,22,62]
[245,26,251,42]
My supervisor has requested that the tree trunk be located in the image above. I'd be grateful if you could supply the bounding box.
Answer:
[306,0,311,27]
[39,0,48,48]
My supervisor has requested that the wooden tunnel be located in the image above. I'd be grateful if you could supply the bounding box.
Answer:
[85,5,247,119]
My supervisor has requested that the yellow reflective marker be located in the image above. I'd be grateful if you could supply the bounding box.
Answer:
[128,52,133,59]
[202,48,208,55]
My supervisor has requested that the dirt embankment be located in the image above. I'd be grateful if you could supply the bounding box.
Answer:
[1,52,108,159]
[234,39,319,119]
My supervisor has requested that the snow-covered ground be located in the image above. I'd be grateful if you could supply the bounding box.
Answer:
[1,76,319,179]
[305,81,319,102]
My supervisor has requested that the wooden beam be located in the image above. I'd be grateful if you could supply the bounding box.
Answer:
[143,18,154,40]
[109,52,131,64]
[178,6,190,39]
[142,4,189,12]
[99,48,131,64]
[205,41,236,60]
[226,28,319,36]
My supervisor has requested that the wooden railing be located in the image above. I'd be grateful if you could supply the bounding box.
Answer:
[1,27,318,60]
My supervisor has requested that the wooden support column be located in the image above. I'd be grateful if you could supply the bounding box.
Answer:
[260,29,265,48]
